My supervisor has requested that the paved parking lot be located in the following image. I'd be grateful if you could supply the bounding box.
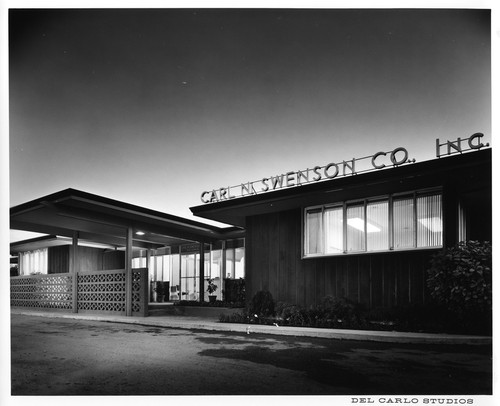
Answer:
[10,313,492,396]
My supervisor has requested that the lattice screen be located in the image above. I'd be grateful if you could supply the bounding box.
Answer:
[132,270,143,314]
[10,274,73,310]
[78,270,126,313]
[11,269,147,316]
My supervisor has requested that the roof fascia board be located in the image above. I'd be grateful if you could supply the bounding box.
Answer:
[69,194,223,233]
[10,219,76,238]
[10,234,59,248]
[10,189,77,216]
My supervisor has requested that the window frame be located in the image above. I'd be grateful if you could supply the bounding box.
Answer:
[302,188,443,258]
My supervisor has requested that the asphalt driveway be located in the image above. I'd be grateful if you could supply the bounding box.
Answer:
[10,313,492,396]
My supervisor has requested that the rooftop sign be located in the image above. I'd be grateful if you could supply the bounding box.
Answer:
[435,132,488,158]
[201,133,488,204]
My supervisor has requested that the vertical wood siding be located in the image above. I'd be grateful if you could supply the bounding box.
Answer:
[48,246,125,274]
[246,209,438,309]
[47,246,70,274]
[103,250,125,270]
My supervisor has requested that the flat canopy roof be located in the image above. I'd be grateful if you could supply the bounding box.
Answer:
[190,149,491,227]
[11,188,244,252]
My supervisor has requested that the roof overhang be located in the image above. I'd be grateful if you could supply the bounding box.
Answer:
[11,189,244,251]
[9,234,122,255]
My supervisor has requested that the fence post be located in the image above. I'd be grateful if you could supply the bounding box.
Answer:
[125,227,133,316]
[71,231,79,313]
[72,272,78,313]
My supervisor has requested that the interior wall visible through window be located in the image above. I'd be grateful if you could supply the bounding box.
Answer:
[19,249,48,275]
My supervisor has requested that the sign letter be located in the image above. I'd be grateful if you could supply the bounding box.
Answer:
[324,163,339,179]
[468,133,485,150]
[390,147,408,166]
[371,151,386,169]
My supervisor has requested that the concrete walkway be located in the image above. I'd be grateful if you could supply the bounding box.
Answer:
[10,308,491,345]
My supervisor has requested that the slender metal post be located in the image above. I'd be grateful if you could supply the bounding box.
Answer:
[178,245,182,302]
[199,243,205,303]
[125,227,133,316]
[71,231,78,313]
[221,241,227,301]
[147,249,153,303]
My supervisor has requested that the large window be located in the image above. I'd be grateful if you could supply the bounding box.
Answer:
[19,249,48,275]
[304,190,442,257]
[142,239,245,302]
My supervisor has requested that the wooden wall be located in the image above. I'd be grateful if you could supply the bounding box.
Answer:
[103,250,125,270]
[246,208,436,310]
[48,246,125,273]
[47,246,70,274]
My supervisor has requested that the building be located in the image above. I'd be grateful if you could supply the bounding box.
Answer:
[191,135,491,310]
[10,134,491,316]
[10,189,244,316]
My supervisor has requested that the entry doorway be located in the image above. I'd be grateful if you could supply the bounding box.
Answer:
[180,251,200,301]
[178,243,223,302]
[133,247,174,303]
[134,239,245,304]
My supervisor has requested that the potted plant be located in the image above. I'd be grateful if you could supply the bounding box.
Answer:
[207,278,218,303]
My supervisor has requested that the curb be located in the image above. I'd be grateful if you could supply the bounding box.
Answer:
[10,309,492,345]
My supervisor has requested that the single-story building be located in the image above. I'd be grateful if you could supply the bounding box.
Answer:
[10,134,491,316]
[191,135,491,310]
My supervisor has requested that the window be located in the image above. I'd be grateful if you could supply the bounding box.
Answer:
[304,190,442,257]
[393,196,415,249]
[325,206,343,254]
[305,208,323,255]
[347,203,365,252]
[19,249,48,275]
[417,193,443,247]
[367,200,389,251]
[224,239,245,279]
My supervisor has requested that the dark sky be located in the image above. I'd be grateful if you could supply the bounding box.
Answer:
[8,8,491,231]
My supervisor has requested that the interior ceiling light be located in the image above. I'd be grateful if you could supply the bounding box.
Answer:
[347,218,381,233]
[135,231,145,236]
[418,217,443,233]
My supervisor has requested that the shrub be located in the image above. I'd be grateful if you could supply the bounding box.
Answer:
[275,297,367,329]
[366,304,455,333]
[219,311,249,323]
[316,296,367,329]
[224,278,246,305]
[177,300,225,307]
[427,241,492,313]
[249,290,275,317]
[275,302,300,320]
[427,240,492,333]
[275,302,310,326]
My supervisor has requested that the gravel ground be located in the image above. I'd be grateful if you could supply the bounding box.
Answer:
[10,313,492,396]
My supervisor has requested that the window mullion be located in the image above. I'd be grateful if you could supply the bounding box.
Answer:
[321,206,325,255]
[413,192,418,248]
[343,202,347,253]
[364,200,368,252]
[389,195,394,250]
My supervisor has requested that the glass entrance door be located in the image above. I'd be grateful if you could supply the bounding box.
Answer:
[180,252,200,301]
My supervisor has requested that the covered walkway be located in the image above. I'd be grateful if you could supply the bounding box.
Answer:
[10,188,244,316]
